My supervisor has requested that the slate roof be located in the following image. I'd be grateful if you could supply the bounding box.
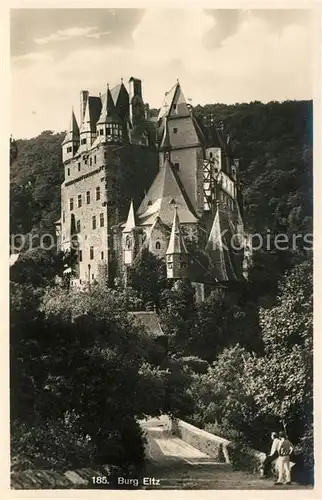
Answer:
[205,204,245,282]
[166,207,188,255]
[157,82,178,120]
[123,200,136,232]
[110,83,123,104]
[137,158,198,226]
[80,96,102,133]
[97,87,123,125]
[62,110,79,145]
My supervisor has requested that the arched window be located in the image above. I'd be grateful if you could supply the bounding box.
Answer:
[155,241,161,250]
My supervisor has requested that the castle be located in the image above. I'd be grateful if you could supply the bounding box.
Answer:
[56,77,250,301]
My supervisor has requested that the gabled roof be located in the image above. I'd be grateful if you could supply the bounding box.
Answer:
[137,158,198,226]
[110,84,122,104]
[157,82,178,120]
[97,86,123,125]
[166,207,188,255]
[159,118,171,151]
[62,110,79,145]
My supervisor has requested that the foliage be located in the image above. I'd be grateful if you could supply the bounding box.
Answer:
[10,247,74,289]
[160,284,263,362]
[10,131,65,236]
[195,100,312,235]
[159,280,197,355]
[188,260,313,482]
[128,249,168,308]
[10,279,194,469]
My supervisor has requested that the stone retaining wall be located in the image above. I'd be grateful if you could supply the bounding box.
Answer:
[171,419,231,463]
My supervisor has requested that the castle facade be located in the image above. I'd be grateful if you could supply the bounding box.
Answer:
[56,77,250,299]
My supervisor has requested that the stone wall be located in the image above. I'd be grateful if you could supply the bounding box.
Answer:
[171,418,230,463]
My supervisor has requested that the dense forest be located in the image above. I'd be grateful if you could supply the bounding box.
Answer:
[10,100,314,484]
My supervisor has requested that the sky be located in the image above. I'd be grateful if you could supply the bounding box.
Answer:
[10,8,314,139]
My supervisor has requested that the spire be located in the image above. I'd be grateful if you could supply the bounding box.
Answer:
[166,206,188,255]
[123,200,136,232]
[97,84,122,125]
[62,109,79,145]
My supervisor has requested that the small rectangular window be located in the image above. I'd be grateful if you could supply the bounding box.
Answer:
[99,129,103,136]
[101,251,104,260]
[70,198,74,211]
[81,138,86,145]
[90,157,92,166]
[78,163,81,171]
[86,191,90,204]
[173,104,177,111]
[107,127,111,135]
[96,186,101,201]
[90,247,94,260]
[104,151,107,159]
[67,168,70,176]
[67,146,72,153]
[76,220,81,233]
[92,274,95,280]
[94,155,96,164]
[79,250,82,262]
[100,213,104,227]
[62,211,65,223]
[92,215,96,230]
[78,194,82,208]
[173,127,178,134]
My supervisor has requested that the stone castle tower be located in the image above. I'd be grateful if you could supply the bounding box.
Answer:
[57,77,251,296]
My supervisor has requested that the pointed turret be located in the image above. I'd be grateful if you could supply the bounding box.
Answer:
[123,200,136,232]
[166,206,188,255]
[166,206,189,279]
[96,85,123,144]
[123,200,137,266]
[62,110,80,162]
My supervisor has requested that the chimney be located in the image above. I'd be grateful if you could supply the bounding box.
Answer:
[80,90,89,123]
[129,77,142,100]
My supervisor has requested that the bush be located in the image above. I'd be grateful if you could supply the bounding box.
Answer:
[176,356,209,374]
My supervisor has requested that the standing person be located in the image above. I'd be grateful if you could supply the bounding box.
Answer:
[274,431,294,485]
[260,432,280,478]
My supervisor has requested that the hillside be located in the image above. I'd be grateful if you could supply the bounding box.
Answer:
[10,101,313,243]
[10,130,65,237]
